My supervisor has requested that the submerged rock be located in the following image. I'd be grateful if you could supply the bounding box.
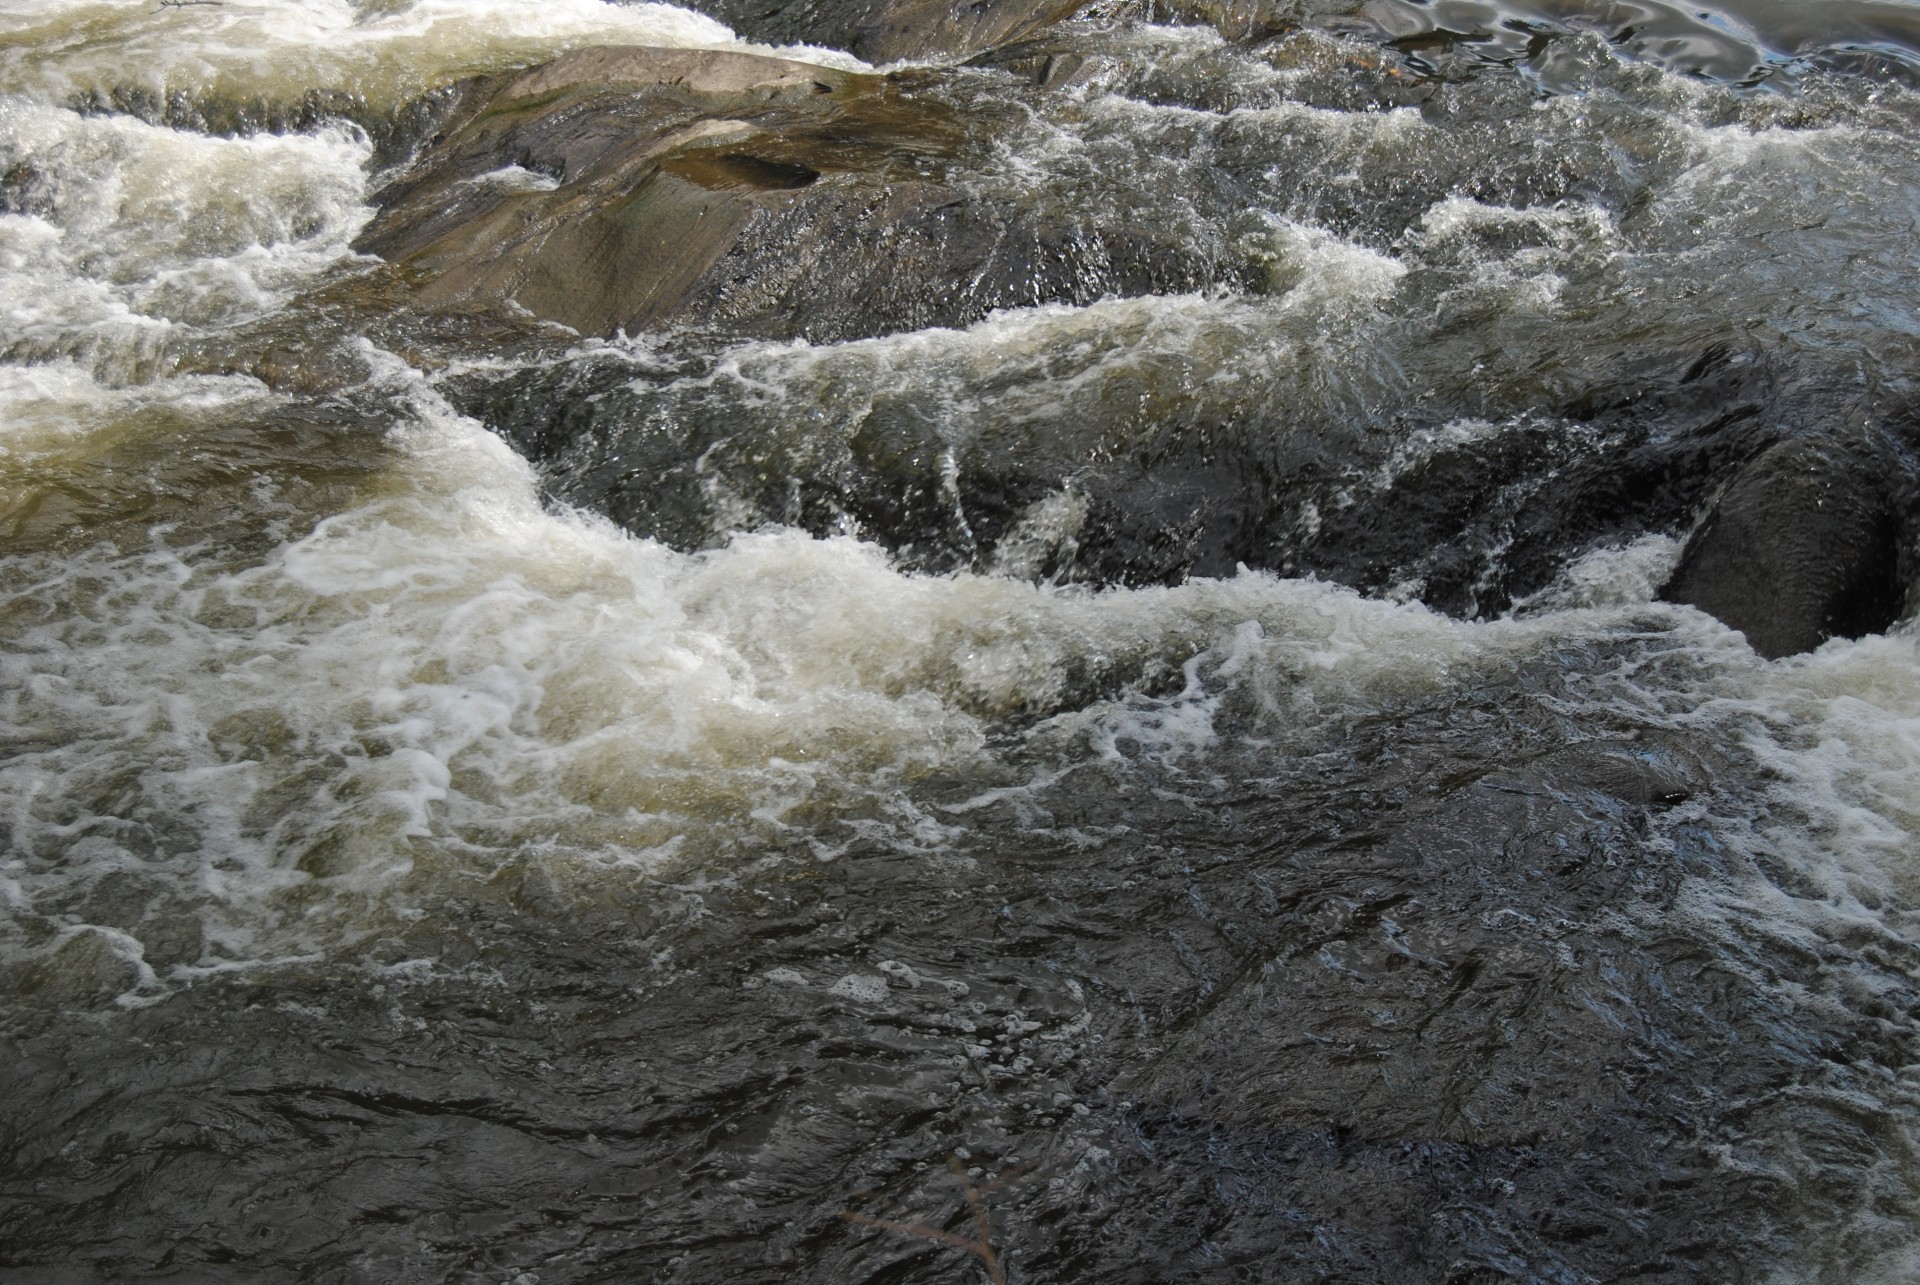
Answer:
[11,703,1916,1282]
[1661,436,1908,659]
[1498,737,1702,808]
[1087,718,1920,1282]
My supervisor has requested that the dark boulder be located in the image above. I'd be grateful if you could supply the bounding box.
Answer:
[1661,436,1908,658]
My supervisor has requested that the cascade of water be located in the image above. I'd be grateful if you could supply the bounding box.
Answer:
[4,2,1920,1280]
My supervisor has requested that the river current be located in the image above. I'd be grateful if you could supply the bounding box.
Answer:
[5,1,1920,1281]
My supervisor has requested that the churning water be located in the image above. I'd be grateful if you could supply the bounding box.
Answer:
[6,0,1920,1281]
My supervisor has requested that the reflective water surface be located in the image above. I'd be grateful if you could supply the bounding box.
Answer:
[5,1,1920,1281]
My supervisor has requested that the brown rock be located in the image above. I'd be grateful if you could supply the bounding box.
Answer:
[353,48,874,337]
[355,44,1218,344]
[355,47,987,338]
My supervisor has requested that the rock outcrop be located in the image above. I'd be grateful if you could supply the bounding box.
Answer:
[355,47,927,339]
[354,45,1217,344]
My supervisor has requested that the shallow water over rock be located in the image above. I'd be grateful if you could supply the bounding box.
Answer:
[6,2,1920,1282]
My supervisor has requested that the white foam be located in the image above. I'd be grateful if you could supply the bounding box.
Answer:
[628,285,1403,469]
[828,972,890,1002]
[0,99,372,377]
[0,360,268,456]
[1511,533,1686,615]
[0,344,1690,978]
[0,0,865,115]
[1261,217,1407,309]
[1725,628,1920,900]
[463,164,562,193]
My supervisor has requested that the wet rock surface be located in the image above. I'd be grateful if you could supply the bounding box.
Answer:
[1661,436,1913,659]
[453,319,1920,643]
[410,34,1920,637]
[355,45,1226,344]
[6,668,1917,1283]
[13,2,1920,1282]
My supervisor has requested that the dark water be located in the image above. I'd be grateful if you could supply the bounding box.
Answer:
[5,2,1920,1281]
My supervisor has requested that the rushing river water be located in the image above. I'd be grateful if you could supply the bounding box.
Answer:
[6,1,1920,1281]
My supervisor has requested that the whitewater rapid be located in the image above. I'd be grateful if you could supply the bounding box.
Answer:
[5,1,1920,1281]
